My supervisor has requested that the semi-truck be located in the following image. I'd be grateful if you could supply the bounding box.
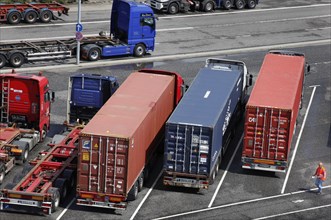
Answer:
[0,126,40,185]
[163,58,252,189]
[0,125,83,215]
[0,2,69,24]
[0,70,55,141]
[148,0,259,14]
[76,69,186,209]
[67,73,119,124]
[241,50,310,173]
[0,0,156,69]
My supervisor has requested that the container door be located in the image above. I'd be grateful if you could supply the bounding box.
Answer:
[80,136,128,195]
[244,107,290,160]
[165,124,210,175]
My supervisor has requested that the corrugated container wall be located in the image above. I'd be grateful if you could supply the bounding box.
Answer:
[242,53,305,162]
[164,65,243,177]
[77,71,175,197]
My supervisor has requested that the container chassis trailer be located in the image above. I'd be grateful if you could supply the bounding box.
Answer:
[0,125,83,215]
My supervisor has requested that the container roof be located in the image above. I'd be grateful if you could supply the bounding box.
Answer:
[248,53,305,109]
[167,66,241,127]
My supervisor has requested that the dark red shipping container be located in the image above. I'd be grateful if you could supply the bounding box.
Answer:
[242,51,307,172]
[76,71,176,209]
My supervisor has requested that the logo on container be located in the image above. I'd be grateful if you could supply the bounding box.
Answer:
[83,140,91,149]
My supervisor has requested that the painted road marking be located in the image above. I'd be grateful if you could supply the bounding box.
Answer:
[56,196,76,220]
[281,85,320,194]
[253,204,331,220]
[130,171,163,220]
[208,134,244,208]
[1,39,330,74]
[152,185,331,220]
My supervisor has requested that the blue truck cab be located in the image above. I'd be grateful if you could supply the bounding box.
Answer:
[67,74,119,124]
[81,0,156,61]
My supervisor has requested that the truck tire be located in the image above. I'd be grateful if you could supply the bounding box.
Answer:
[40,10,53,23]
[13,141,29,164]
[246,0,257,9]
[235,0,245,10]
[41,125,47,142]
[7,11,22,24]
[0,54,7,69]
[24,10,38,24]
[8,52,26,68]
[48,187,60,213]
[54,178,68,200]
[60,169,76,189]
[209,169,216,185]
[203,0,214,12]
[168,3,179,14]
[82,45,101,61]
[133,44,146,57]
[138,172,144,192]
[222,0,232,9]
[0,163,5,185]
[127,181,138,201]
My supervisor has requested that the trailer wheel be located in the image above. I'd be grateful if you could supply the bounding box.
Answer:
[133,44,146,57]
[40,10,53,23]
[0,164,5,185]
[54,178,68,200]
[222,0,232,9]
[138,172,144,192]
[13,173,25,184]
[246,0,257,9]
[61,169,76,189]
[0,54,7,69]
[48,187,60,213]
[168,3,179,14]
[203,1,214,12]
[209,169,216,185]
[7,11,21,25]
[235,0,245,10]
[24,10,38,24]
[127,181,138,201]
[215,158,220,174]
[9,52,25,68]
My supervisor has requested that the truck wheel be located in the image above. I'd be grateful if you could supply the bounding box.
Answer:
[40,10,53,23]
[235,0,245,10]
[7,11,21,24]
[203,1,214,12]
[0,54,7,69]
[215,158,220,174]
[168,3,179,14]
[24,10,38,24]
[138,172,144,192]
[209,169,216,185]
[133,44,146,57]
[246,0,256,9]
[127,181,138,201]
[87,47,101,61]
[54,178,68,200]
[48,187,60,213]
[222,0,232,9]
[14,141,29,164]
[9,52,25,68]
[41,125,47,142]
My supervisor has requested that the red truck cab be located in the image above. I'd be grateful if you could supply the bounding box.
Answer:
[0,71,54,141]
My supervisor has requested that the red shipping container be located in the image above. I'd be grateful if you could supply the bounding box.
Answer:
[77,71,176,209]
[242,51,308,172]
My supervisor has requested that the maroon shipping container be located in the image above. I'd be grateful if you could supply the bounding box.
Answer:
[242,51,308,173]
[76,71,176,209]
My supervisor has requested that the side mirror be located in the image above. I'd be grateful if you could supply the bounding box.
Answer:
[51,91,55,102]
[306,63,311,75]
[247,74,253,87]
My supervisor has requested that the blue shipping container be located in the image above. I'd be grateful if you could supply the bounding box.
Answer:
[164,59,245,188]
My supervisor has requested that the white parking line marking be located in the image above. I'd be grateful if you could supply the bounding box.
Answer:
[281,85,319,194]
[56,196,76,220]
[208,134,244,208]
[152,186,331,220]
[253,204,331,220]
[130,170,163,220]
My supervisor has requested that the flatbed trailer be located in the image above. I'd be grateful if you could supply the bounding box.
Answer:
[0,0,156,69]
[0,125,40,185]
[0,2,69,24]
[0,125,83,215]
